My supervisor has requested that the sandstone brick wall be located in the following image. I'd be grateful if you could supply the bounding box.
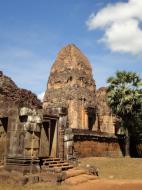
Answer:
[74,140,123,158]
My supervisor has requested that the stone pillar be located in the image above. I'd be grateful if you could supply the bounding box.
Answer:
[68,100,78,129]
[64,128,74,160]
[81,104,84,129]
[84,110,88,129]
[58,115,67,159]
[7,107,19,157]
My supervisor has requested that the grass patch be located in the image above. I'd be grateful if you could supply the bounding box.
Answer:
[80,157,142,180]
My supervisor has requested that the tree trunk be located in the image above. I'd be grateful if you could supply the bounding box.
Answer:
[125,127,130,157]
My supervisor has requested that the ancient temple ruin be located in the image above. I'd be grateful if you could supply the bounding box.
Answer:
[42,44,124,160]
[0,44,129,173]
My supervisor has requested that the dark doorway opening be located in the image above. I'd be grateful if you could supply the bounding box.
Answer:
[0,117,8,160]
[88,108,96,131]
[0,117,8,132]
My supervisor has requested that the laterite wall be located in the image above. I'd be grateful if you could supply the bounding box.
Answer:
[73,134,125,158]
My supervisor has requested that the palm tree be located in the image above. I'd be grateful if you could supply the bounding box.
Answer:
[107,71,142,156]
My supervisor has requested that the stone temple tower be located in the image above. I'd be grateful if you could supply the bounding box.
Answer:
[43,44,96,130]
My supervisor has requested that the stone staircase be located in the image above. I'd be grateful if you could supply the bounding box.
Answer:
[64,168,98,185]
[40,157,98,184]
[41,157,74,171]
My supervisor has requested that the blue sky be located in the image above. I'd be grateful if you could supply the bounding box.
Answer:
[0,0,142,99]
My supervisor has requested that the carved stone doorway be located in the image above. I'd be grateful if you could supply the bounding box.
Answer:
[40,116,58,158]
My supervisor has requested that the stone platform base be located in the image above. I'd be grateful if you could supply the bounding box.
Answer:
[5,156,40,174]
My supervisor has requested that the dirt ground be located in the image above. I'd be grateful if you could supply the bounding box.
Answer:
[0,179,142,190]
[64,180,142,190]
[1,157,142,190]
[25,179,142,190]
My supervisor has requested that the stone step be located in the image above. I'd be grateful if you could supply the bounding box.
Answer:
[6,158,40,165]
[51,165,74,171]
[42,157,61,161]
[48,163,70,168]
[43,160,65,165]
[64,174,97,185]
[41,157,74,172]
[64,169,86,179]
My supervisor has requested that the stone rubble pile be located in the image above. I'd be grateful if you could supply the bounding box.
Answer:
[0,71,41,109]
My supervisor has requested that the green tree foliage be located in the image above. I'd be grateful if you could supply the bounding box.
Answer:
[107,71,142,156]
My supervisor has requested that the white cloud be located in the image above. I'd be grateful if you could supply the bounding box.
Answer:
[38,92,45,102]
[86,0,142,55]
